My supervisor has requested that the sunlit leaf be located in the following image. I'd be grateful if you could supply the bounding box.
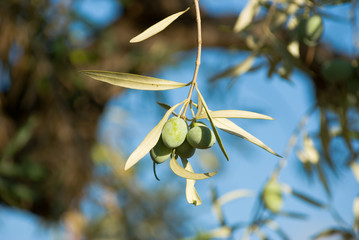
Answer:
[130,7,190,43]
[213,118,281,157]
[170,155,217,180]
[207,226,231,239]
[181,158,202,206]
[350,161,359,182]
[196,86,229,161]
[210,55,255,82]
[197,110,273,120]
[80,70,188,90]
[124,101,184,170]
[233,0,259,32]
[215,189,254,207]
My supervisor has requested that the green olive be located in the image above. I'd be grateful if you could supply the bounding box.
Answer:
[161,117,188,148]
[297,15,323,46]
[187,123,216,149]
[176,140,196,159]
[263,181,283,213]
[321,59,354,83]
[150,138,172,164]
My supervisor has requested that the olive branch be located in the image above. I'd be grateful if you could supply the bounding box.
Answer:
[80,0,280,206]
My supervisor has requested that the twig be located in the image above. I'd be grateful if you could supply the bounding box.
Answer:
[181,0,202,118]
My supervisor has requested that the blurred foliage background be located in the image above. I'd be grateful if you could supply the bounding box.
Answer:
[0,0,358,239]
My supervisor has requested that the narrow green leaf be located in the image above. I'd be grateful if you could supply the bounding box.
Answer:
[316,164,331,196]
[124,101,184,170]
[80,70,188,91]
[213,118,281,157]
[156,102,179,117]
[197,110,273,120]
[277,211,308,220]
[196,86,229,161]
[130,7,190,43]
[170,155,217,180]
[2,116,38,161]
[181,158,202,206]
[291,189,326,208]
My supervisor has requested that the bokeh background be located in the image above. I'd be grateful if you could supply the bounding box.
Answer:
[0,0,358,239]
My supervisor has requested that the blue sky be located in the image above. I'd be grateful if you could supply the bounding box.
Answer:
[1,1,358,239]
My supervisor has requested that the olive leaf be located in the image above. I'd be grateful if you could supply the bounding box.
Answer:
[130,7,190,43]
[170,155,217,180]
[181,158,202,206]
[233,0,260,32]
[195,96,204,118]
[350,161,359,182]
[197,110,273,120]
[210,55,255,82]
[80,70,188,91]
[212,118,281,157]
[312,228,355,240]
[206,226,232,239]
[215,189,254,207]
[1,116,38,161]
[290,189,326,208]
[196,85,229,161]
[124,101,184,170]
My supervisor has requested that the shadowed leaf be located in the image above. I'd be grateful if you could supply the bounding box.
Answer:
[291,189,326,208]
[196,86,229,161]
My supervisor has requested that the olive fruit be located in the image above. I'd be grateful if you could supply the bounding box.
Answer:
[161,117,188,148]
[176,140,196,159]
[262,181,283,213]
[297,15,323,46]
[187,122,216,149]
[150,138,172,164]
[321,59,354,83]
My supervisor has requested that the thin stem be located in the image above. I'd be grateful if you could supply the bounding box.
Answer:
[181,0,202,118]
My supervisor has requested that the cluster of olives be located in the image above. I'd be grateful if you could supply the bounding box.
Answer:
[297,14,324,46]
[262,180,283,213]
[150,117,216,164]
